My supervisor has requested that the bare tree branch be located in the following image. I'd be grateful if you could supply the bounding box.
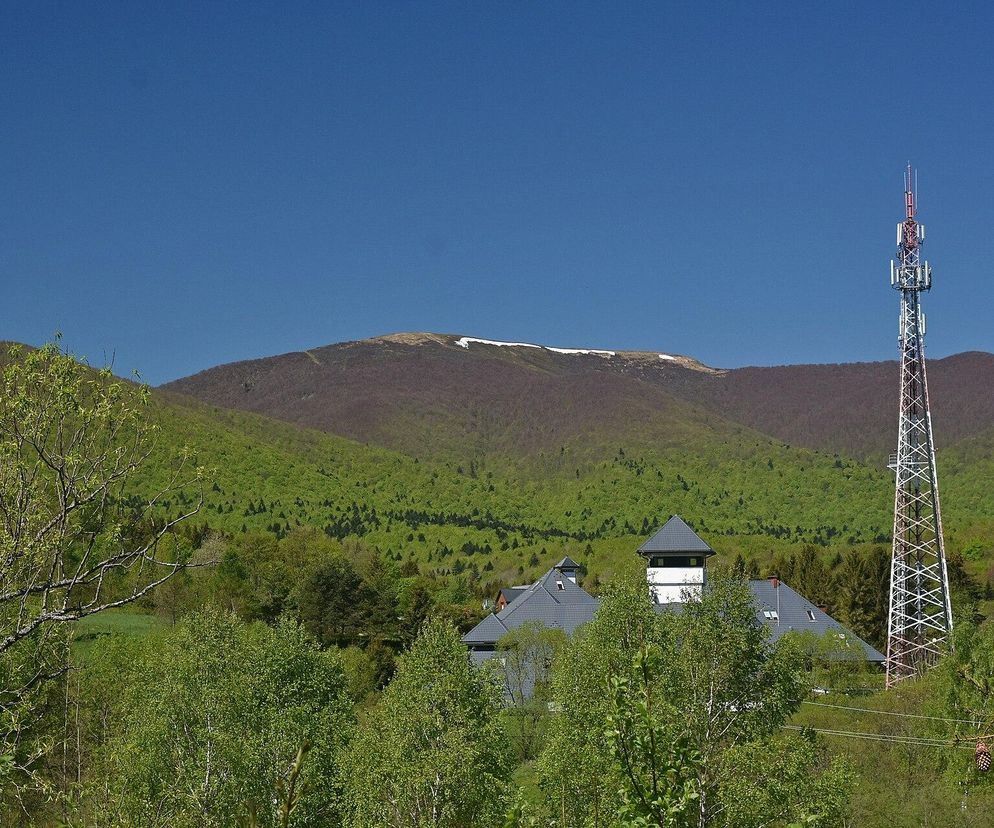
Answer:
[0,342,206,659]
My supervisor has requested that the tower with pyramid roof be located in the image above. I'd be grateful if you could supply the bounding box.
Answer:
[637,515,715,603]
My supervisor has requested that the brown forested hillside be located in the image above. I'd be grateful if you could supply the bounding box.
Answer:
[162,333,994,463]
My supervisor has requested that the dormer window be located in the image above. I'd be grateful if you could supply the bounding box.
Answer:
[556,580,565,591]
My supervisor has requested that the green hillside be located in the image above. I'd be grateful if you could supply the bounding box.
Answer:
[136,388,993,590]
[5,343,992,828]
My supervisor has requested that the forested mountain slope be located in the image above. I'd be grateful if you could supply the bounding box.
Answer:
[142,383,992,587]
[163,333,994,463]
[675,350,994,460]
[9,338,991,584]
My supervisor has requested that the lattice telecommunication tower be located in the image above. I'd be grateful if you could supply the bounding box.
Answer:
[884,165,953,687]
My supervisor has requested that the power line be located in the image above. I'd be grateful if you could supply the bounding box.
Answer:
[783,725,974,750]
[787,725,947,746]
[801,700,979,726]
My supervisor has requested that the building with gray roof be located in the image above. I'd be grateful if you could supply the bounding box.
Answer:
[638,514,715,603]
[496,586,529,611]
[463,516,884,679]
[465,561,599,670]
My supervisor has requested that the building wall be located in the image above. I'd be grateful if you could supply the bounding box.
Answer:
[646,565,705,604]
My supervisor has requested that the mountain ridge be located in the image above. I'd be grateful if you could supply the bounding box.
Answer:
[161,332,994,463]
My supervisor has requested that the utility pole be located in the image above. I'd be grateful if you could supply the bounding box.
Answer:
[885,165,954,687]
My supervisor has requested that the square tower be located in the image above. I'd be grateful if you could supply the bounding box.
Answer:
[638,515,714,604]
[554,556,579,584]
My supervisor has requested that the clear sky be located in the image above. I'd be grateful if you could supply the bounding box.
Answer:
[3,1,993,384]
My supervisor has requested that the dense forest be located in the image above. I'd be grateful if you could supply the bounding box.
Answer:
[3,343,994,827]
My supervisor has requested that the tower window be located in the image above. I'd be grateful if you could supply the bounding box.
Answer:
[648,556,703,568]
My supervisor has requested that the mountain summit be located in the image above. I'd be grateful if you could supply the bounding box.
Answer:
[162,333,994,463]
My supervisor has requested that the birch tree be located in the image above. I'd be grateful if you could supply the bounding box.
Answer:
[0,341,204,654]
[498,621,565,761]
[342,618,512,828]
[0,341,203,803]
[76,611,351,827]
[538,571,853,827]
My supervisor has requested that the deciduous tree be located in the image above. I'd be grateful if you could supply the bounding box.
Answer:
[498,621,565,761]
[0,342,204,652]
[0,341,203,806]
[538,569,853,827]
[342,618,512,827]
[77,611,351,827]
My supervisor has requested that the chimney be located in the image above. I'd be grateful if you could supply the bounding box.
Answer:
[769,575,779,589]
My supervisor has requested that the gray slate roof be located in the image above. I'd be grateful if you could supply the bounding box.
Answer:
[555,556,580,570]
[462,565,599,646]
[748,579,884,662]
[465,570,883,663]
[462,613,511,645]
[638,515,715,556]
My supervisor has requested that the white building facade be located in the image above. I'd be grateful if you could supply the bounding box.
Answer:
[638,515,715,603]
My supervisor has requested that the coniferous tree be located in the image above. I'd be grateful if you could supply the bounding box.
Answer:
[835,547,889,649]
[297,558,385,648]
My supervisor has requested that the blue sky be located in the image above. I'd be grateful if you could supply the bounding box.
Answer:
[2,1,993,383]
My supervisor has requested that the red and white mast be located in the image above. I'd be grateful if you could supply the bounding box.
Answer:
[884,165,953,687]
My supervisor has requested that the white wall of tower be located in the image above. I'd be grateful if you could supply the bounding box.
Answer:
[646,564,705,604]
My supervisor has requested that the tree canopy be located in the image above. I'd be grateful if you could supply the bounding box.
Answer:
[538,571,853,827]
[342,618,513,828]
[77,611,352,827]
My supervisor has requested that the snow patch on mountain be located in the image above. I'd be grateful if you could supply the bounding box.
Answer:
[544,345,616,357]
[449,335,721,373]
[455,337,541,350]
[455,336,615,357]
